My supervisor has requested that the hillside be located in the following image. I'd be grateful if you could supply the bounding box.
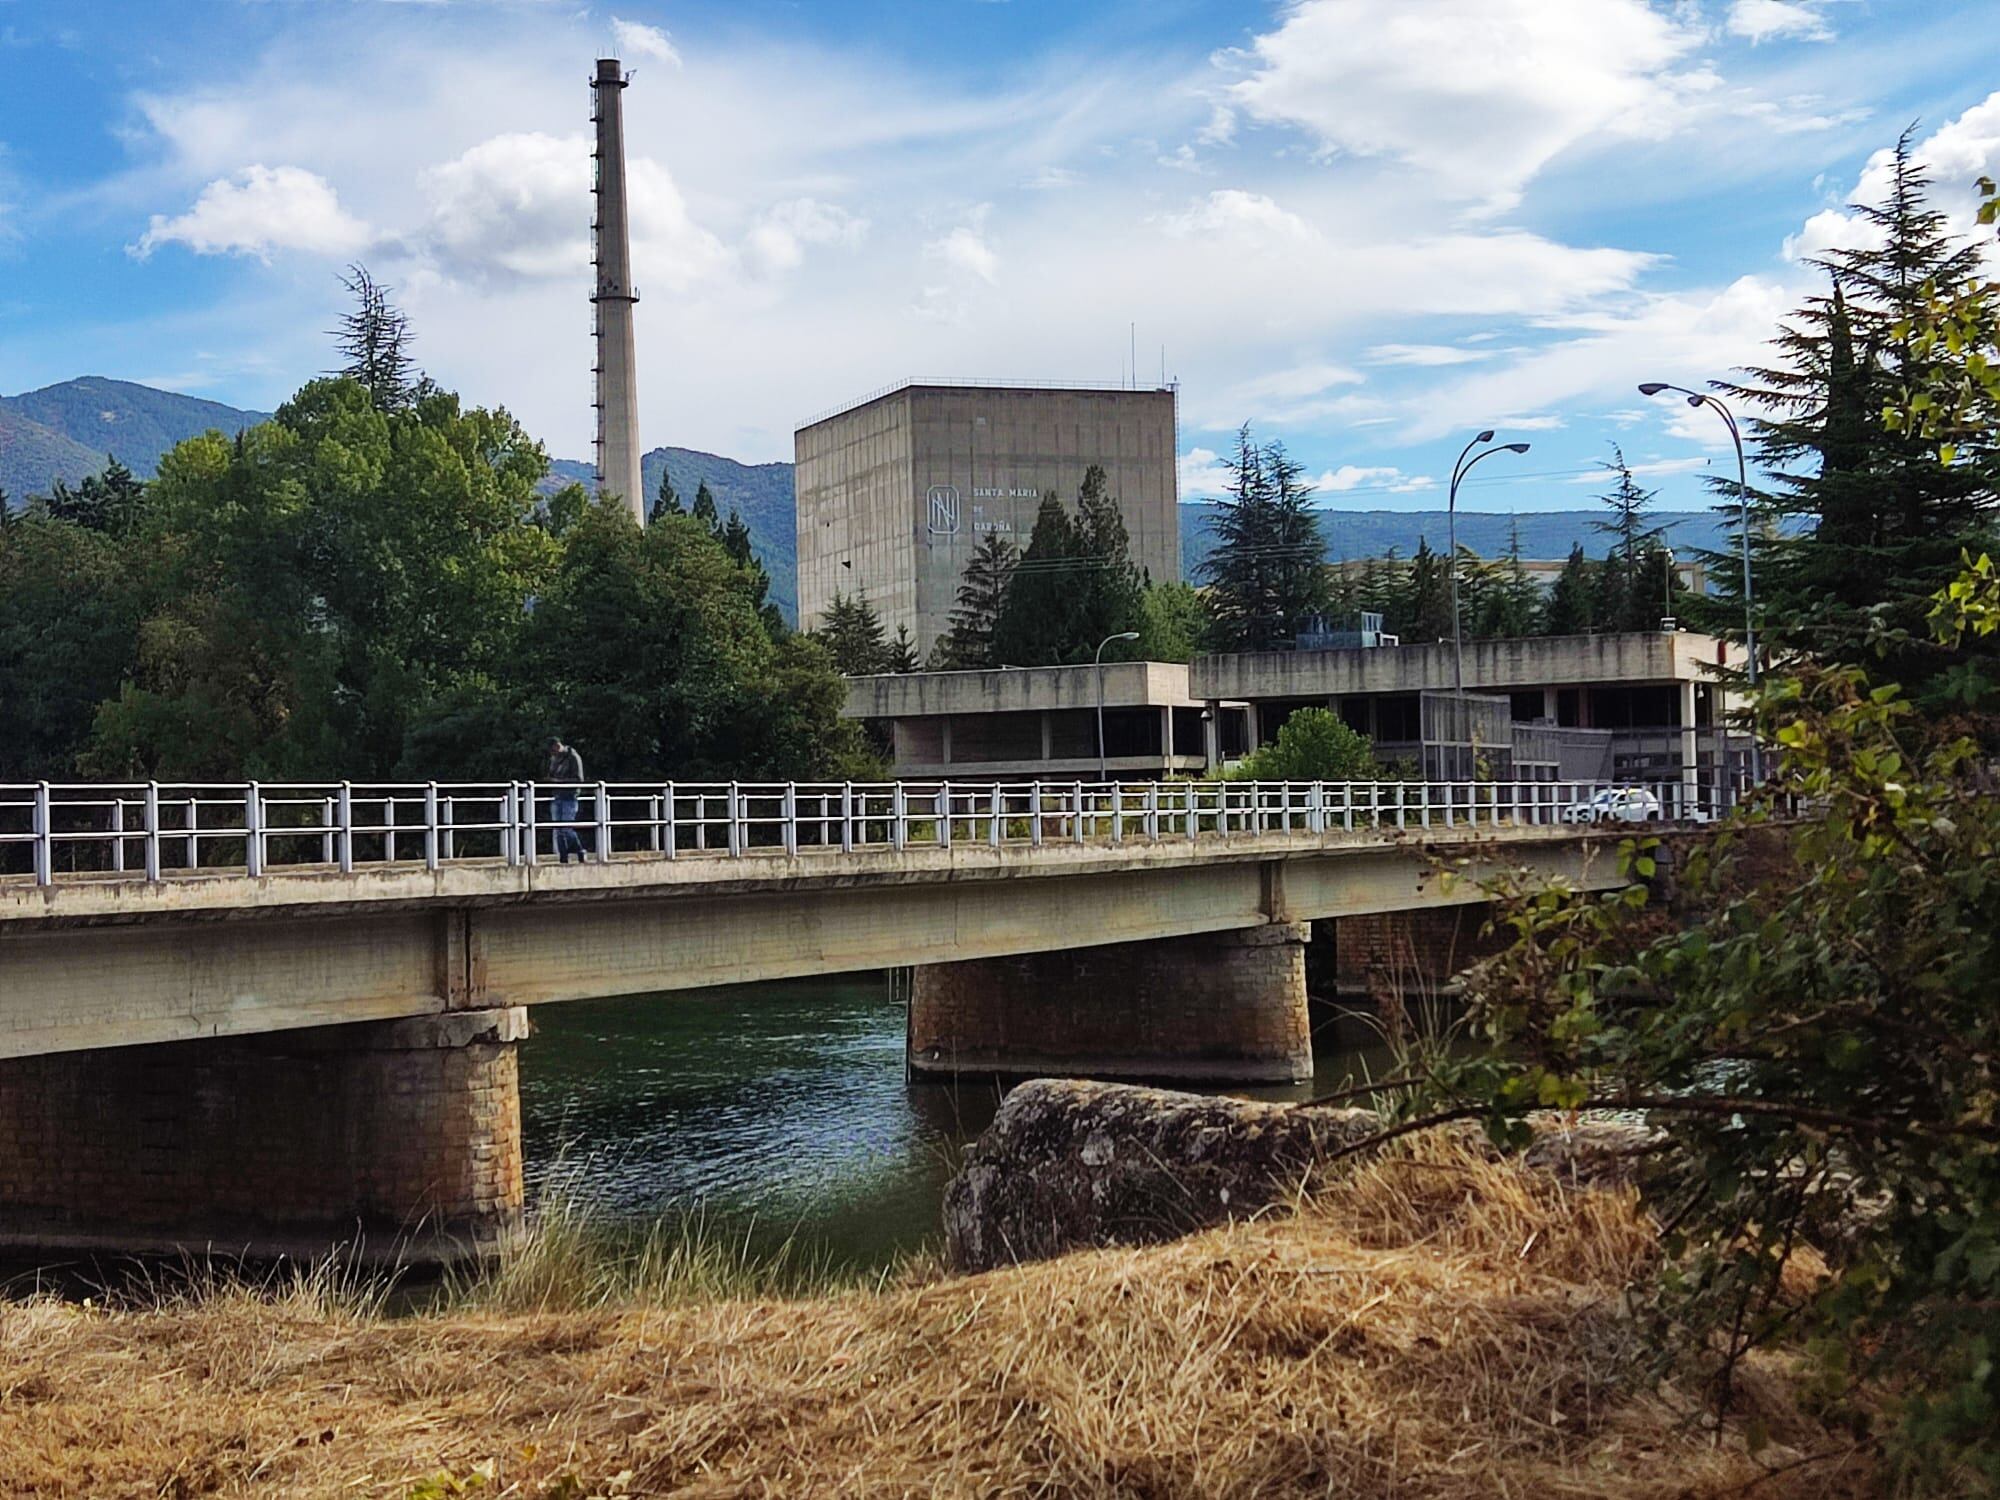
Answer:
[0,378,271,494]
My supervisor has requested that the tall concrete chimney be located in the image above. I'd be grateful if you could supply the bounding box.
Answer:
[590,57,644,523]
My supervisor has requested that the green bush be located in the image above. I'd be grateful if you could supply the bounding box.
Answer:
[1223,707,1375,782]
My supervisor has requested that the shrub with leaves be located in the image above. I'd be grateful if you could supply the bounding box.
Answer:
[1408,559,2000,1489]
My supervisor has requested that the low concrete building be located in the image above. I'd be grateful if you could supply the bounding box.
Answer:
[843,661,1242,779]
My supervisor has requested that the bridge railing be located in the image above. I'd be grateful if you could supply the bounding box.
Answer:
[0,776,1738,886]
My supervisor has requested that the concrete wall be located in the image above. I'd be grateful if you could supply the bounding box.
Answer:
[1192,631,1740,701]
[0,1008,527,1260]
[797,384,1179,655]
[910,924,1311,1082]
[845,660,1198,719]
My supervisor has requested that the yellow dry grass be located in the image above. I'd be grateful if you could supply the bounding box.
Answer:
[0,1134,1874,1499]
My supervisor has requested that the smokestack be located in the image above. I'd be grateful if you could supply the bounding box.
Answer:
[590,57,644,523]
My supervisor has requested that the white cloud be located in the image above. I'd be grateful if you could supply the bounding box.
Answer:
[1726,1,1834,44]
[131,164,370,260]
[1024,166,1079,190]
[1495,413,1567,431]
[1222,0,1709,209]
[1364,343,1493,367]
[747,197,868,274]
[1565,455,1714,483]
[418,131,727,290]
[1178,446,1232,498]
[1160,189,1317,246]
[611,18,680,66]
[927,220,998,284]
[1317,464,1401,491]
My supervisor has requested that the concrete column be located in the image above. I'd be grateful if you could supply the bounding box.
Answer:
[1331,905,1497,1001]
[1161,705,1174,768]
[1678,679,1699,819]
[908,924,1312,1084]
[1202,702,1221,769]
[0,1008,528,1263]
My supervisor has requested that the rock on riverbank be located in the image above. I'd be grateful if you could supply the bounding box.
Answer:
[942,1078,1382,1273]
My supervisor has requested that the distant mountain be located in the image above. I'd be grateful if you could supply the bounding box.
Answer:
[0,378,271,497]
[547,448,798,622]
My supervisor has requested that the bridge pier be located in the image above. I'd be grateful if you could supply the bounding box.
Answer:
[908,923,1313,1084]
[1330,905,1499,1001]
[0,1008,527,1264]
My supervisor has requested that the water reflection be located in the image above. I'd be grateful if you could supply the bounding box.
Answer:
[519,975,1390,1272]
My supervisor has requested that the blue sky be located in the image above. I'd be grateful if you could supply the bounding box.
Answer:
[2,0,1999,514]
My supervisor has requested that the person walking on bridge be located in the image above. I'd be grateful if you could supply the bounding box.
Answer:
[544,736,587,864]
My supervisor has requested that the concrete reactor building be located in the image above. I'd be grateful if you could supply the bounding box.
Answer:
[795,381,1180,656]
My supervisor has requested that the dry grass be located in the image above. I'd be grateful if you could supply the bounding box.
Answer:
[0,1133,1874,1499]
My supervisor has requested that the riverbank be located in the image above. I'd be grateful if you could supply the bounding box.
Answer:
[0,1132,1872,1499]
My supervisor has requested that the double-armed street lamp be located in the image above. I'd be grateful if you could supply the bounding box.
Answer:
[1448,432,1532,694]
[1637,381,1761,784]
[1095,630,1141,781]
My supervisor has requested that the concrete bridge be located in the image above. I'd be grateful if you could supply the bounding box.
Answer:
[0,777,1653,1261]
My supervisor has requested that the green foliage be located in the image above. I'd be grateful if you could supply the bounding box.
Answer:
[333,264,417,413]
[1417,562,2000,1485]
[1705,130,1998,713]
[814,591,892,676]
[41,457,147,534]
[1224,707,1374,781]
[1135,580,1207,663]
[990,466,1145,665]
[932,530,1017,668]
[1199,425,1327,651]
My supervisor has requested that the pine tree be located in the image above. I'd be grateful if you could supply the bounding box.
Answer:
[650,470,683,522]
[1396,539,1453,644]
[884,624,920,674]
[1589,445,1663,633]
[331,264,416,412]
[992,492,1085,666]
[720,509,783,637]
[42,458,146,534]
[1071,463,1147,652]
[691,481,721,536]
[1263,440,1328,636]
[1706,127,1996,703]
[1542,544,1598,636]
[816,591,889,675]
[1471,517,1542,639]
[934,530,1018,668]
[1200,424,1330,651]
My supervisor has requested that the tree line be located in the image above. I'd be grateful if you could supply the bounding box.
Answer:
[0,269,874,784]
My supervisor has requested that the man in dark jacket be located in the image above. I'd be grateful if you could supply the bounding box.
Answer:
[545,736,586,863]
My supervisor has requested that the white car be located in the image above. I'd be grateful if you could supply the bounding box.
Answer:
[1560,786,1663,824]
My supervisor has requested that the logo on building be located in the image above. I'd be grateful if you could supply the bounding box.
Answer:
[926,484,961,535]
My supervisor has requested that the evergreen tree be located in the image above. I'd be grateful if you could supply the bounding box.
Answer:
[1542,544,1598,636]
[1396,538,1453,643]
[933,530,1018,668]
[884,624,920,674]
[1707,127,1996,705]
[991,492,1085,665]
[1135,580,1207,662]
[331,264,416,412]
[691,481,721,536]
[1070,463,1147,654]
[650,470,683,522]
[1198,426,1327,651]
[720,508,783,637]
[41,458,147,535]
[1471,517,1543,639]
[0,485,10,530]
[1589,445,1663,633]
[815,591,890,675]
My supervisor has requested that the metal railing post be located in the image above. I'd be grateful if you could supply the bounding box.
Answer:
[1109,782,1122,844]
[840,783,853,853]
[244,780,264,876]
[425,783,441,871]
[784,783,799,857]
[337,782,354,873]
[1073,782,1086,845]
[1308,780,1324,835]
[664,782,678,860]
[144,782,161,882]
[728,782,743,857]
[32,782,52,886]
[892,783,907,850]
[524,781,540,866]
[596,780,612,864]
[1030,781,1043,847]
[110,795,125,874]
[1145,782,1159,840]
[937,781,951,850]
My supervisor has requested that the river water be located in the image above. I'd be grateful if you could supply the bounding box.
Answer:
[519,974,1386,1274]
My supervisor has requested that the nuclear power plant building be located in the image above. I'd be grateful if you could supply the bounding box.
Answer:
[795,381,1180,656]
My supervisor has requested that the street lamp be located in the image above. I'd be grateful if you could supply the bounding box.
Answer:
[1638,381,1760,784]
[1663,545,1677,629]
[1095,630,1141,781]
[1447,433,1532,693]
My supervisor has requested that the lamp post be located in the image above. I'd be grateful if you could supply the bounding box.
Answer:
[1663,545,1676,629]
[1447,433,1532,694]
[1638,382,1760,785]
[1095,630,1140,781]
